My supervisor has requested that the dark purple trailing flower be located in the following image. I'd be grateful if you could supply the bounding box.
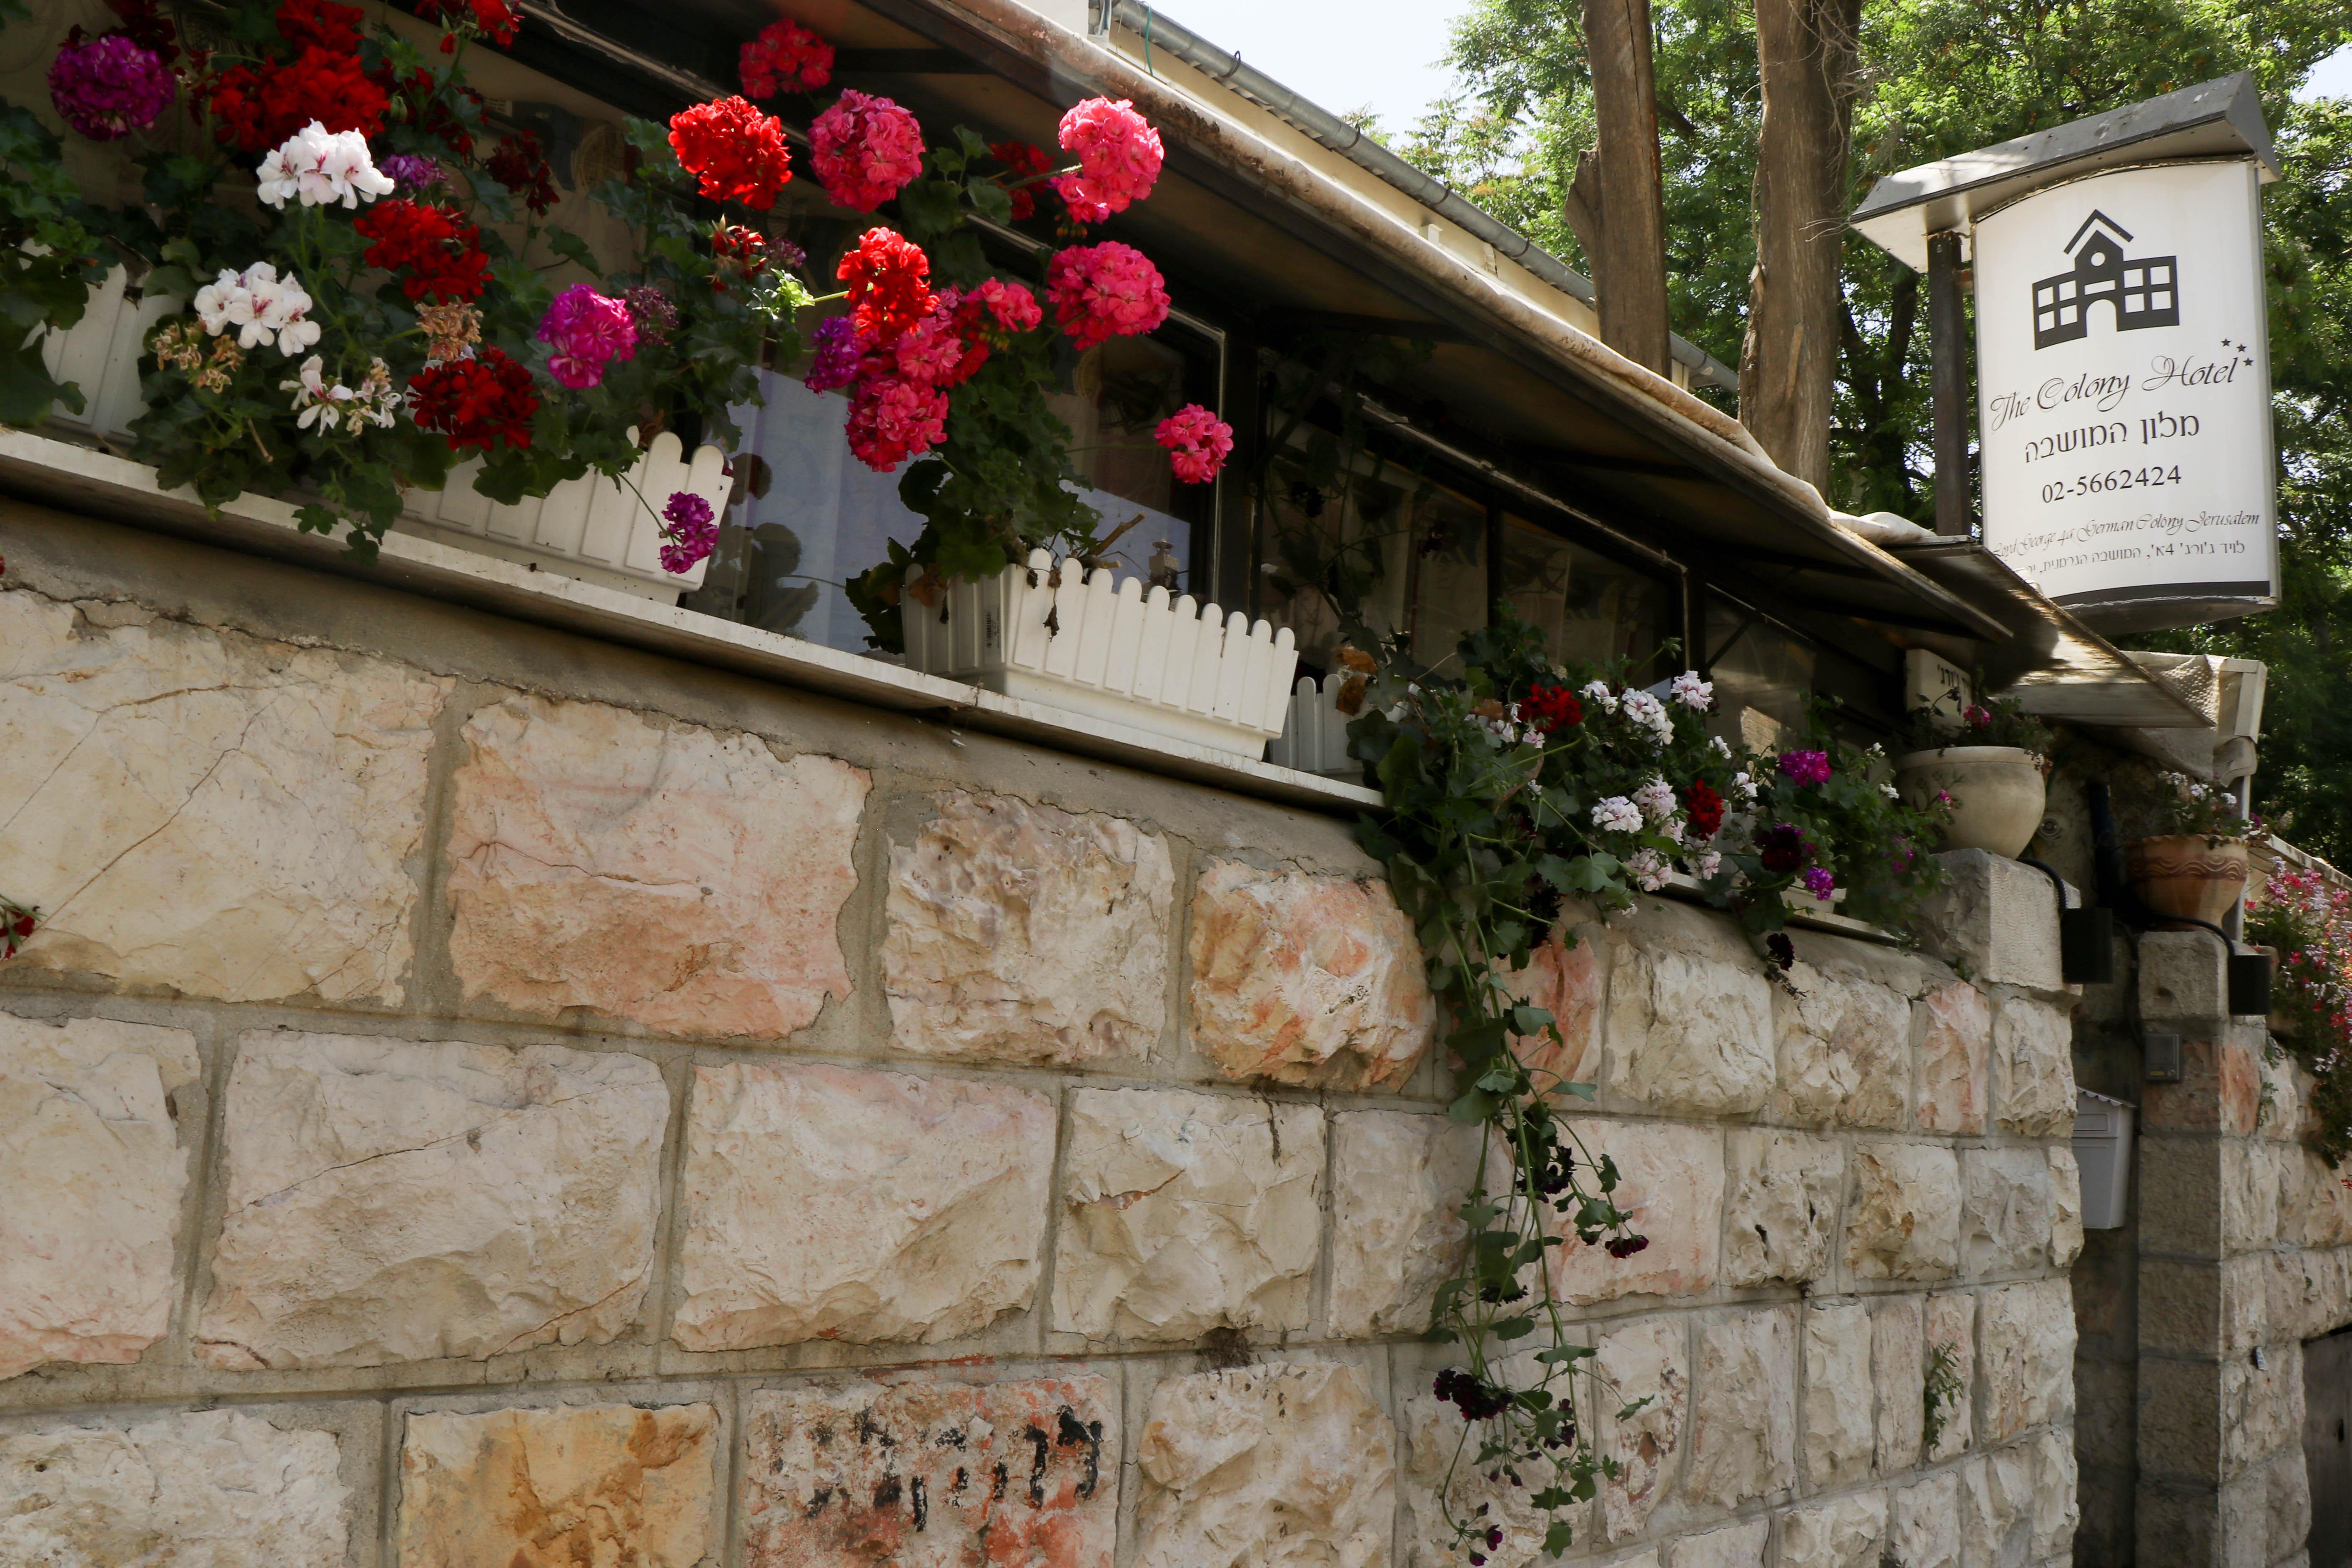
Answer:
[1765,932,1796,970]
[658,490,718,574]
[380,153,447,191]
[1757,822,1810,874]
[48,34,174,142]
[803,314,860,393]
[1801,865,1837,900]
[623,285,678,346]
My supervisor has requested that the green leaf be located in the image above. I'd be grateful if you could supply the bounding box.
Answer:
[1543,1523,1576,1555]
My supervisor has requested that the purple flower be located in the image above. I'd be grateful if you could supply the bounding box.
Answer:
[658,490,718,574]
[1757,823,1810,874]
[380,154,447,191]
[623,285,677,346]
[1776,748,1833,788]
[803,315,860,393]
[536,284,637,389]
[48,35,174,142]
[1801,866,1837,900]
[770,237,808,273]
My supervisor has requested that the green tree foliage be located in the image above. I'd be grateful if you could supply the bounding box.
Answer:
[1408,0,2352,859]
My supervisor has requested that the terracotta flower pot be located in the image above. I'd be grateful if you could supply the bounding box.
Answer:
[1894,746,2047,859]
[2127,836,2249,925]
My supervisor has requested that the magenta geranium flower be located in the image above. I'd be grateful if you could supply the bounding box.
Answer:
[1155,404,1233,484]
[658,490,718,574]
[1776,749,1832,787]
[536,284,636,389]
[49,34,175,142]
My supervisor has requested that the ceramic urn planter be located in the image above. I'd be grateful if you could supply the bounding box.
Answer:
[1893,745,2047,858]
[2127,835,2250,925]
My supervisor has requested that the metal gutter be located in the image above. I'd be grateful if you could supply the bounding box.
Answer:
[1093,0,1739,396]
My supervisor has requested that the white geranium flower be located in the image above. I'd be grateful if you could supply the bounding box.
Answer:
[257,121,395,210]
[1590,796,1642,834]
[192,268,241,335]
[283,355,341,430]
[1733,770,1759,802]
[1881,781,1902,801]
[1709,735,1733,758]
[1634,777,1677,821]
[1693,848,1723,879]
[1622,689,1673,742]
[1581,679,1618,714]
[1625,848,1667,891]
[1670,671,1714,711]
[191,263,317,355]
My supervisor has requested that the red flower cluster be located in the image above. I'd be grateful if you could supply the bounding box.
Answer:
[989,140,1055,221]
[353,200,488,301]
[1682,778,1724,841]
[408,348,538,451]
[837,227,934,344]
[418,0,519,46]
[486,130,556,215]
[709,223,772,293]
[397,67,479,157]
[273,0,360,53]
[1522,683,1584,732]
[668,95,791,209]
[206,46,387,152]
[739,18,832,96]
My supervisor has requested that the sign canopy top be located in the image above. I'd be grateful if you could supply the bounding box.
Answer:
[1851,72,2280,271]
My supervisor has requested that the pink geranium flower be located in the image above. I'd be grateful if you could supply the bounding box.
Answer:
[1155,404,1232,484]
[1046,241,1170,351]
[1052,96,1162,222]
[810,90,925,212]
[536,284,636,389]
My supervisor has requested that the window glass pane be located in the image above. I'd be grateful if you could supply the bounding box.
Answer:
[1499,515,1671,674]
[1046,334,1209,583]
[1259,469,1414,671]
[1706,599,1817,750]
[1408,486,1488,672]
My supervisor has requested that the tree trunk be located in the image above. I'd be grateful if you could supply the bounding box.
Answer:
[1570,0,1670,375]
[1739,0,1864,495]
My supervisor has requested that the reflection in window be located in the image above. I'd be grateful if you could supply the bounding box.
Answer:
[1500,517,1670,673]
[1259,469,1415,673]
[1706,599,1817,750]
[1408,486,1489,672]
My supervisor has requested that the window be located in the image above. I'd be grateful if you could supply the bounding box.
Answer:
[1500,515,1672,673]
[1705,598,1818,749]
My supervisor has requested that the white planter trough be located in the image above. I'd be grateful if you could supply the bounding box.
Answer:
[902,548,1298,758]
[35,268,721,598]
[1267,673,1363,778]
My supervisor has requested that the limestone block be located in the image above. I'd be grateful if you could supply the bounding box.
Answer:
[883,790,1172,1066]
[1890,1471,1961,1568]
[1845,1142,1962,1282]
[1962,1147,2054,1278]
[742,1377,1116,1568]
[2224,1138,2281,1254]
[1501,921,1607,1087]
[2222,1339,2302,1476]
[1978,1281,2075,1443]
[1925,1292,1977,1462]
[1135,1362,1394,1568]
[397,1403,718,1568]
[0,1014,198,1379]
[1400,1382,1558,1568]
[2269,1444,2314,1565]
[1721,1130,1840,1289]
[1872,1294,1925,1474]
[198,1031,666,1369]
[1665,1518,1768,1567]
[1187,858,1435,1089]
[1594,1316,1688,1541]
[673,1062,1055,1350]
[1915,982,1991,1134]
[1686,1307,1796,1511]
[1908,850,2061,991]
[0,1408,348,1566]
[1052,1088,1322,1340]
[1777,1490,1886,1568]
[1328,1111,1480,1337]
[2259,1048,2303,1141]
[1771,960,1910,1128]
[0,593,446,1002]
[1993,996,2075,1138]
[2143,1035,2265,1134]
[1959,1444,2037,1568]
[445,693,866,1038]
[1803,1300,1875,1491]
[1549,1118,1724,1304]
[1605,940,1775,1115]
[2027,1430,2077,1559]
[2138,929,2230,1030]
[2047,1149,2084,1268]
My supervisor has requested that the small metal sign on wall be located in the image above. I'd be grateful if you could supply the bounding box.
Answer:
[1853,73,2283,634]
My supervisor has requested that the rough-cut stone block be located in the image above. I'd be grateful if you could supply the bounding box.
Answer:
[1687,1307,1796,1511]
[1777,1490,1886,1568]
[1502,922,1606,1087]
[1596,1316,1687,1541]
[397,1403,718,1568]
[1803,1300,1875,1490]
[2143,1035,2265,1134]
[1845,1142,1962,1282]
[1873,1294,1925,1474]
[2223,1339,2302,1476]
[0,1014,198,1380]
[1666,1519,1768,1567]
[1979,1280,2075,1442]
[2223,1138,2277,1254]
[446,694,866,1038]
[0,593,446,1002]
[1915,982,1991,1134]
[2259,1049,2304,1141]
[1890,1471,1960,1568]
[1052,1088,1322,1340]
[1994,996,2075,1138]
[1187,859,1434,1089]
[0,1408,348,1566]
[199,1031,666,1369]
[2269,1444,2314,1565]
[1135,1362,1393,1568]
[742,1377,1116,1568]
[1926,1292,1976,1463]
[1771,960,1910,1128]
[2048,1149,2084,1268]
[1549,1119,1724,1304]
[674,1062,1055,1350]
[2138,929,2230,1029]
[2028,1429,2077,1558]
[883,790,1171,1066]
[1962,1147,2055,1278]
[1909,849,2061,991]
[1605,940,1775,1115]
[1721,1129,1840,1289]
[1960,1443,2036,1568]
[1328,1111,1480,1337]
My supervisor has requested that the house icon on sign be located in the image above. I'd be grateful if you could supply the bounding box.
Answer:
[2031,210,2181,349]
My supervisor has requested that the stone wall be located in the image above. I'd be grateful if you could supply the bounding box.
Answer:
[0,505,2082,1567]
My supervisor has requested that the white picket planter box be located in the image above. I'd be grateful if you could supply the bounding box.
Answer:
[1267,673,1363,777]
[902,548,1299,758]
[34,268,720,597]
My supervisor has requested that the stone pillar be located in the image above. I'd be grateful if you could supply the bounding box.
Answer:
[2133,930,2306,1567]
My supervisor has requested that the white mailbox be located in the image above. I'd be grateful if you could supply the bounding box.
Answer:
[2074,1088,2136,1230]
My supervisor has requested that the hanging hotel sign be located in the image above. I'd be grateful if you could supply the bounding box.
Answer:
[1970,160,2276,626]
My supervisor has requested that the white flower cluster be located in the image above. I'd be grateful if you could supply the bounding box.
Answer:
[193,262,319,355]
[1622,688,1673,743]
[1633,777,1678,821]
[1692,848,1723,880]
[1472,702,1545,748]
[1709,735,1733,759]
[282,355,402,433]
[1670,671,1714,711]
[257,121,395,210]
[1624,848,1668,891]
[1590,796,1642,834]
[1581,680,1618,714]
[1732,770,1759,802]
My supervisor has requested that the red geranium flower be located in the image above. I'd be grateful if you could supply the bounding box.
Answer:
[989,139,1055,221]
[739,18,832,96]
[408,348,537,451]
[353,199,488,301]
[273,0,362,53]
[205,46,390,152]
[416,0,518,45]
[1523,683,1584,732]
[668,95,791,209]
[1683,778,1724,841]
[836,226,934,345]
[486,130,556,215]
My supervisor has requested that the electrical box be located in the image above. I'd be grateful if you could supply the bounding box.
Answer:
[2075,1088,2136,1230]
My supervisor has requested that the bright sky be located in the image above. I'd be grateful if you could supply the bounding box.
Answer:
[2300,42,2352,99]
[1142,0,1476,134]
